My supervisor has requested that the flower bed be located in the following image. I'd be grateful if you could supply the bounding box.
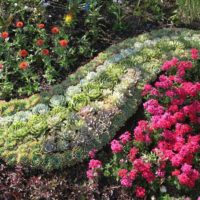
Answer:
[87,49,200,199]
[1,28,200,171]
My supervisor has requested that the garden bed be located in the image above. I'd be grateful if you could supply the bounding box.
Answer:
[0,28,200,172]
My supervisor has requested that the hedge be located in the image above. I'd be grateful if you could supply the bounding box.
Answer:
[0,28,200,171]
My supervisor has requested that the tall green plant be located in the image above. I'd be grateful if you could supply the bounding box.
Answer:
[176,0,200,22]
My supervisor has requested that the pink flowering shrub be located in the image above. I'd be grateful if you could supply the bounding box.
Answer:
[87,49,200,199]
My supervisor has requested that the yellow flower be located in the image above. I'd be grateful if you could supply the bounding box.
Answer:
[64,14,73,25]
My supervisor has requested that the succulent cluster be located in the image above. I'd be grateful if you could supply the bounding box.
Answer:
[1,28,200,171]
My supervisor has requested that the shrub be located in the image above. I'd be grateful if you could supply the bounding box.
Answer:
[89,49,200,199]
[1,28,200,171]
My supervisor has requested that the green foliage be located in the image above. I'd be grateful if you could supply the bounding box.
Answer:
[176,0,200,23]
[1,28,200,171]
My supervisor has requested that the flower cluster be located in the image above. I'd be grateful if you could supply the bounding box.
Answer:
[1,29,200,172]
[87,151,102,180]
[87,49,200,198]
[0,20,70,99]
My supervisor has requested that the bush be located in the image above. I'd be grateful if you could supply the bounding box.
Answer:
[88,49,200,199]
[1,28,200,171]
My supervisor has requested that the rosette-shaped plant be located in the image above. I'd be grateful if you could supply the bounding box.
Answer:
[65,85,82,101]
[50,95,66,107]
[82,82,102,100]
[68,93,90,111]
[32,104,49,114]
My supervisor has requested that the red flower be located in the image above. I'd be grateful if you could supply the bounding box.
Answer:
[38,23,45,29]
[36,39,44,46]
[19,61,29,70]
[135,186,146,198]
[59,39,69,47]
[42,49,49,55]
[118,169,128,178]
[19,49,28,57]
[0,63,3,70]
[51,26,59,34]
[190,48,199,60]
[16,21,24,28]
[1,32,9,39]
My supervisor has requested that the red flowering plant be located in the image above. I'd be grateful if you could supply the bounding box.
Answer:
[0,21,74,99]
[87,49,200,199]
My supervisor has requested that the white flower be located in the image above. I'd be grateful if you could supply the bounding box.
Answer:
[160,185,167,193]
[151,196,156,200]
[14,3,18,6]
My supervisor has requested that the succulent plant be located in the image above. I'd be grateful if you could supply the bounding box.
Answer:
[68,93,90,111]
[82,82,102,100]
[65,85,82,101]
[13,111,32,122]
[50,95,66,107]
[32,104,49,114]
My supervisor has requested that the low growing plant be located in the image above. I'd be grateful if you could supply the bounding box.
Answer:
[87,49,200,199]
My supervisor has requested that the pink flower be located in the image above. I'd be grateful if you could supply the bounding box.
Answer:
[168,105,178,113]
[120,176,132,187]
[190,48,199,60]
[171,154,184,167]
[178,173,195,188]
[128,147,138,162]
[119,131,131,144]
[175,123,192,135]
[161,57,179,71]
[88,149,97,159]
[143,99,164,115]
[88,159,102,169]
[86,169,95,180]
[181,164,192,175]
[142,84,152,96]
[118,169,128,178]
[155,75,173,89]
[156,168,166,178]
[172,169,181,176]
[111,140,123,153]
[129,169,137,180]
[134,120,152,143]
[173,112,185,122]
[135,186,146,198]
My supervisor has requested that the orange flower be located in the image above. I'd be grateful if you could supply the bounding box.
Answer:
[19,49,28,57]
[16,21,24,28]
[38,23,45,29]
[51,26,59,34]
[19,61,29,70]
[59,39,69,47]
[42,49,49,55]
[1,32,9,39]
[36,39,44,46]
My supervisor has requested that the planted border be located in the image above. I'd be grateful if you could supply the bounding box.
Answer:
[1,28,200,171]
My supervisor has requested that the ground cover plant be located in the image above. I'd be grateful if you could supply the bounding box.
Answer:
[87,49,200,199]
[0,28,200,172]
